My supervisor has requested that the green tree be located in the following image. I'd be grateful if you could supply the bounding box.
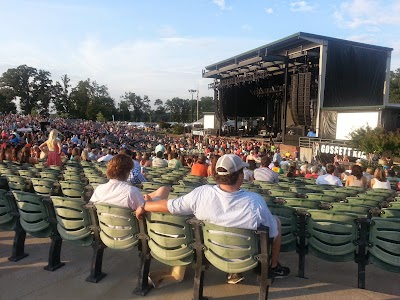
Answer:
[0,65,38,114]
[165,97,191,122]
[32,69,53,115]
[69,79,93,119]
[349,125,400,164]
[121,92,151,121]
[0,88,17,113]
[118,100,131,121]
[53,74,72,116]
[390,68,400,104]
[199,96,214,114]
[96,111,106,122]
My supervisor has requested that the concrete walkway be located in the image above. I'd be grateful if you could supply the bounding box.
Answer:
[1,231,399,300]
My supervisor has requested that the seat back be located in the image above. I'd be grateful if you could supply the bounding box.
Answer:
[307,210,358,261]
[0,189,16,230]
[95,203,139,249]
[59,181,86,198]
[31,178,58,195]
[51,196,93,246]
[202,221,260,273]
[146,212,194,266]
[268,205,297,251]
[328,203,371,217]
[368,217,400,272]
[5,175,32,192]
[12,191,53,238]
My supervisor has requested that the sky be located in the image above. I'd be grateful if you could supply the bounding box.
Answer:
[1,0,400,106]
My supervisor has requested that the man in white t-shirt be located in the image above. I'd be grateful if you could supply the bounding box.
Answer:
[136,154,290,284]
[316,163,343,186]
[253,156,279,183]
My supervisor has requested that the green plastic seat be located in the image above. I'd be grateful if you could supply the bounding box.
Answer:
[40,172,60,181]
[345,197,381,208]
[368,217,400,273]
[307,210,358,261]
[289,187,319,195]
[388,202,400,209]
[168,192,187,199]
[142,182,168,192]
[357,194,387,202]
[87,177,109,184]
[146,212,194,266]
[95,203,139,249]
[0,168,16,175]
[328,203,371,217]
[51,196,94,246]
[322,190,349,200]
[278,181,304,189]
[12,191,53,238]
[379,208,400,218]
[268,204,297,252]
[366,189,395,198]
[281,198,321,211]
[0,189,16,230]
[305,193,337,202]
[202,221,260,273]
[304,184,334,191]
[18,170,38,178]
[32,178,60,195]
[343,186,366,193]
[269,190,298,198]
[172,185,195,193]
[178,180,204,187]
[333,187,360,196]
[59,181,86,198]
[153,178,174,185]
[5,175,32,192]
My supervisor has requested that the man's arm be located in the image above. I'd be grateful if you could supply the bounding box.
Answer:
[135,199,169,219]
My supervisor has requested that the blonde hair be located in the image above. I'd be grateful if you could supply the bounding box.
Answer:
[81,149,89,161]
[47,129,59,145]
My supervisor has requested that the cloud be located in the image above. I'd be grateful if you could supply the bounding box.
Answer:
[241,24,252,31]
[212,0,231,11]
[265,7,273,14]
[334,0,400,29]
[290,1,315,12]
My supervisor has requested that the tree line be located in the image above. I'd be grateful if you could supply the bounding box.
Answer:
[0,64,214,122]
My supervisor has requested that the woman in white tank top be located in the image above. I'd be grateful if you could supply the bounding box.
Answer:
[370,167,391,189]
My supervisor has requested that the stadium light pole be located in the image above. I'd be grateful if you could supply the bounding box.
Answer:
[188,89,197,122]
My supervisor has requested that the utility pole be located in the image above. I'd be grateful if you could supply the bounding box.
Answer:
[188,89,197,122]
[196,88,199,121]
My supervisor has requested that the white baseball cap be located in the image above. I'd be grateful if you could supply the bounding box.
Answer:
[216,154,249,175]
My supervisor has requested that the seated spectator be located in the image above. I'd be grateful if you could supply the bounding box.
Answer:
[90,154,169,209]
[272,161,284,174]
[152,151,168,168]
[191,154,208,177]
[305,166,319,179]
[136,154,290,284]
[345,165,367,188]
[70,147,81,162]
[370,167,391,189]
[286,165,297,178]
[97,149,114,162]
[140,153,152,167]
[316,163,343,186]
[253,156,279,183]
[207,155,220,177]
[168,152,183,169]
[120,149,147,184]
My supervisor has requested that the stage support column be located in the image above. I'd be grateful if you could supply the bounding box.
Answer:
[315,41,328,138]
[282,52,289,144]
[383,50,392,106]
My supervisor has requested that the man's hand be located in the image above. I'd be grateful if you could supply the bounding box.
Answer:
[136,204,145,219]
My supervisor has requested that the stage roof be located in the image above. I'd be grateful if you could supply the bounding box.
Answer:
[202,32,393,79]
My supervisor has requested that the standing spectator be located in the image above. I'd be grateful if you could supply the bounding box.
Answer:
[39,129,62,166]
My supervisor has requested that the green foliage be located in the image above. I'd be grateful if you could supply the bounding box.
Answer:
[158,121,171,129]
[172,124,184,134]
[96,112,106,122]
[390,68,400,104]
[349,125,400,163]
[121,92,151,121]
[0,88,17,113]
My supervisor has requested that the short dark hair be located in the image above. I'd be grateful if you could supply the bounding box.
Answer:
[119,149,133,157]
[106,154,133,180]
[214,168,243,185]
[156,151,163,158]
[261,156,271,167]
[326,164,335,174]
